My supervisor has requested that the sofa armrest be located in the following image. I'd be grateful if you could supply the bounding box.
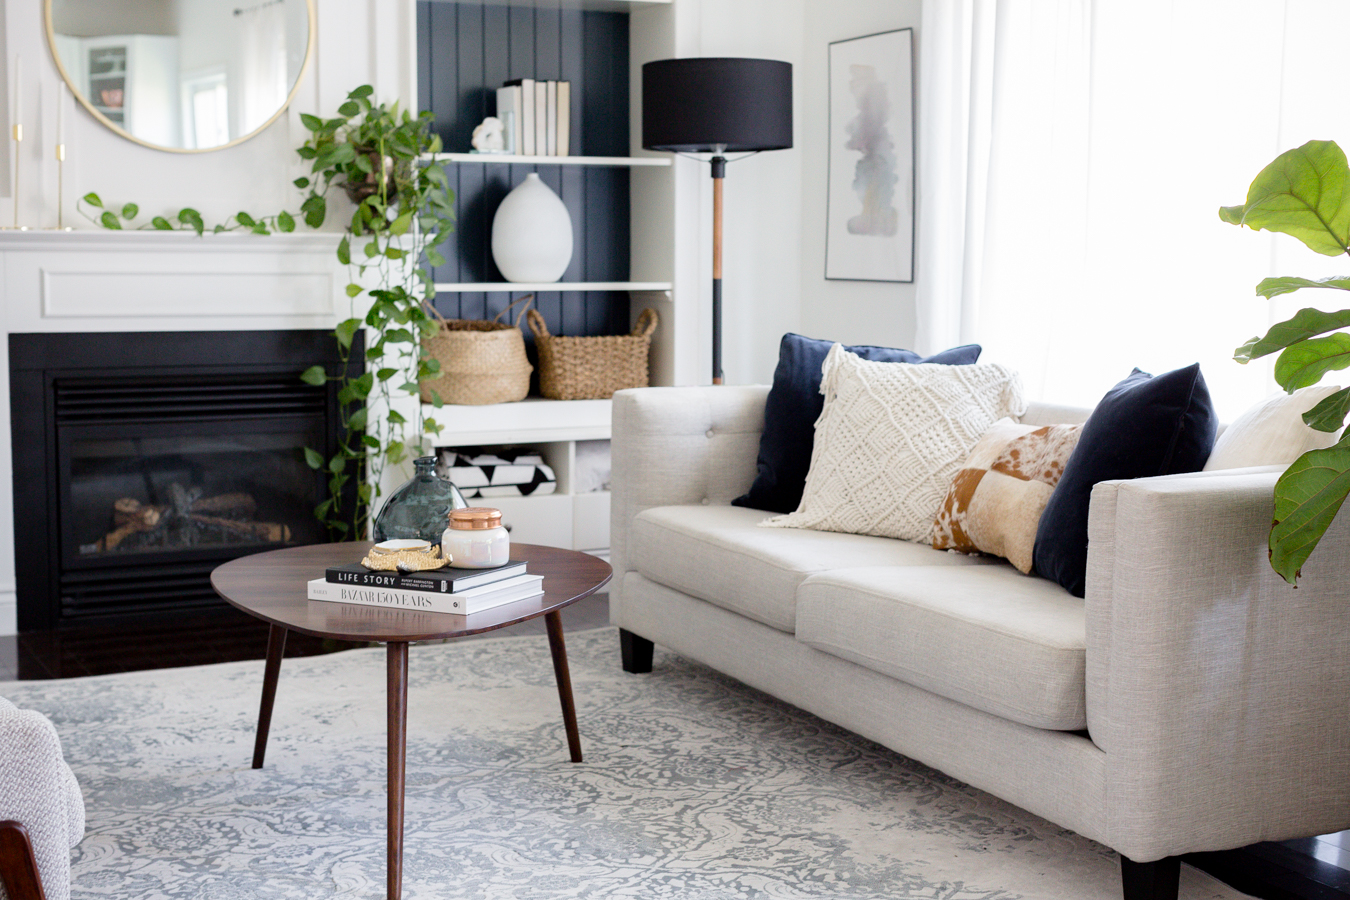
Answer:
[0,702,84,900]
[1085,467,1350,859]
[609,385,769,611]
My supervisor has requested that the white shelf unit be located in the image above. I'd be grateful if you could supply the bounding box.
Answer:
[416,0,693,556]
[430,399,612,553]
[432,281,671,293]
[426,153,670,167]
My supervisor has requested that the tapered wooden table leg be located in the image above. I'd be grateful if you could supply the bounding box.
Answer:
[252,624,288,769]
[545,610,583,763]
[387,641,409,900]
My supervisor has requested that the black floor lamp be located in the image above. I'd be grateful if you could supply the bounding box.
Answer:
[642,58,793,385]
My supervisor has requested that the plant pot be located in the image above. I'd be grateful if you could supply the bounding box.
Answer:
[341,150,400,204]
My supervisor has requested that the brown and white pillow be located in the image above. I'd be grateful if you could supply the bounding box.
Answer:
[931,418,1082,573]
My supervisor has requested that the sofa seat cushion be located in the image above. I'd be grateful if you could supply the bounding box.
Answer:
[796,565,1087,730]
[630,505,999,632]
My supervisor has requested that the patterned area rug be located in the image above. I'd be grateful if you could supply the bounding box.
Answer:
[4,628,1248,899]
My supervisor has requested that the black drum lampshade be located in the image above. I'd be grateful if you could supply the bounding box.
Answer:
[642,58,793,153]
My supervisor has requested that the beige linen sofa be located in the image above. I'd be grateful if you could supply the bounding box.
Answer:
[609,385,1350,900]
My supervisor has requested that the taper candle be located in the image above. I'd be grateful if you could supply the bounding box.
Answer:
[57,80,65,147]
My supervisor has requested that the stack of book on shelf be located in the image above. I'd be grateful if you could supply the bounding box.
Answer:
[307,559,542,614]
[495,79,571,156]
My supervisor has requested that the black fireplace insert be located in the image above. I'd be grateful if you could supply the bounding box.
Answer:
[11,330,359,631]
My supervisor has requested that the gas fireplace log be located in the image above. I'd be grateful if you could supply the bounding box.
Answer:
[112,498,163,529]
[99,507,163,551]
[190,493,258,519]
[189,514,291,543]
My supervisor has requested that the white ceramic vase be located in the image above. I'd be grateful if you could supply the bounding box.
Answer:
[491,173,574,283]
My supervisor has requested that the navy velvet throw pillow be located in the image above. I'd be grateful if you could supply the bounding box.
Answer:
[1032,364,1217,598]
[733,333,982,514]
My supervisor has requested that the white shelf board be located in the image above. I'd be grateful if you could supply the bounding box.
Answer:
[464,0,669,10]
[427,153,670,167]
[427,397,612,445]
[434,281,671,293]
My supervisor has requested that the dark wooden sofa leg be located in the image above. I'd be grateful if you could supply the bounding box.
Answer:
[619,628,654,673]
[0,821,49,900]
[1121,855,1180,900]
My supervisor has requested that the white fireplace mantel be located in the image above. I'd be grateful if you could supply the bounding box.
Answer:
[0,229,349,634]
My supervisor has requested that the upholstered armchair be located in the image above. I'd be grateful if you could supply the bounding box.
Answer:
[0,698,84,900]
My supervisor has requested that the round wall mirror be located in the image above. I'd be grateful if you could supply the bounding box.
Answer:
[45,0,315,153]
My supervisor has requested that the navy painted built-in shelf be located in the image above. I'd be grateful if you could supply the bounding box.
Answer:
[417,0,637,339]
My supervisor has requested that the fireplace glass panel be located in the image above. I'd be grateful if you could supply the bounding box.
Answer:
[62,426,324,564]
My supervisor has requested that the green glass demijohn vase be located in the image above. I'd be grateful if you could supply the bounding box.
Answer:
[371,456,469,543]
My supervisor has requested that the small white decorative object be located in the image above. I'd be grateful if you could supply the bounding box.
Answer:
[471,116,507,153]
[491,173,574,283]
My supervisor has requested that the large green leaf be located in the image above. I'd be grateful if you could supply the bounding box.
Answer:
[1270,432,1350,583]
[1256,275,1350,299]
[1303,386,1350,433]
[1235,307,1350,362]
[1274,332,1350,390]
[1219,140,1350,256]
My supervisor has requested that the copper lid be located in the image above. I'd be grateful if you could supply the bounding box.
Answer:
[448,507,503,530]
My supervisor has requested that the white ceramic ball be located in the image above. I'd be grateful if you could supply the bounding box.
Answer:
[491,173,574,283]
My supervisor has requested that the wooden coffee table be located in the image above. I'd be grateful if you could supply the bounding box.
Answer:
[210,541,612,900]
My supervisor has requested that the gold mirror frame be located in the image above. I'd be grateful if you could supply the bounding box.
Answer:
[44,0,317,154]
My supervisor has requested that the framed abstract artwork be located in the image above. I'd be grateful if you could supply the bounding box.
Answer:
[825,28,914,283]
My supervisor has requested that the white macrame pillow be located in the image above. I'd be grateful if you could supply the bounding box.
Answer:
[761,344,1026,543]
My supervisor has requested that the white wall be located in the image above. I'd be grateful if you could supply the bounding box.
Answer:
[796,0,922,352]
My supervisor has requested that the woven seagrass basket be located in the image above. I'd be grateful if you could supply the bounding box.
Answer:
[526,307,659,400]
[420,296,533,405]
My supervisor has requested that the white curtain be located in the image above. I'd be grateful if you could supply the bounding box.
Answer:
[235,0,289,136]
[916,0,1350,419]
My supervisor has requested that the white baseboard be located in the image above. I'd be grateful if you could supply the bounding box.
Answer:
[0,594,15,636]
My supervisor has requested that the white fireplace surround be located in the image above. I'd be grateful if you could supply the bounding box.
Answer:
[0,230,346,634]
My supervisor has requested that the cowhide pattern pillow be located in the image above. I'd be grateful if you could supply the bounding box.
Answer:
[931,418,1082,574]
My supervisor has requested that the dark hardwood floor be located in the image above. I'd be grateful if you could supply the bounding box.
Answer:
[0,593,613,681]
[0,593,1344,900]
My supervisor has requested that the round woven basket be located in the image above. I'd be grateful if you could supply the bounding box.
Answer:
[526,307,659,400]
[420,297,533,406]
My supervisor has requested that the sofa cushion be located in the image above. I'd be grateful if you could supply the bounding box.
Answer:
[630,505,999,632]
[733,333,982,514]
[796,565,1087,730]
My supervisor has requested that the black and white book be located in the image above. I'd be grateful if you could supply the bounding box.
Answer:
[325,560,526,593]
[308,573,544,615]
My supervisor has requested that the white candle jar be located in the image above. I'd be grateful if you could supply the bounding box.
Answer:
[442,507,510,569]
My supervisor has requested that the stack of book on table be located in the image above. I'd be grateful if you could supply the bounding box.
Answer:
[307,559,542,614]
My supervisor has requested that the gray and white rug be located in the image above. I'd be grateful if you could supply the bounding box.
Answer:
[4,628,1248,899]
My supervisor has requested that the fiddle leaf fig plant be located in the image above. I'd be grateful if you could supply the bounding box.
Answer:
[294,84,454,540]
[1222,139,1350,583]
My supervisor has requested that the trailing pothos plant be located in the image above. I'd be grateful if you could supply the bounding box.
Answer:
[293,84,454,540]
[78,84,454,540]
[1221,138,1350,584]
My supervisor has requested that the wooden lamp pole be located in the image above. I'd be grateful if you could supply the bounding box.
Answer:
[711,154,725,385]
